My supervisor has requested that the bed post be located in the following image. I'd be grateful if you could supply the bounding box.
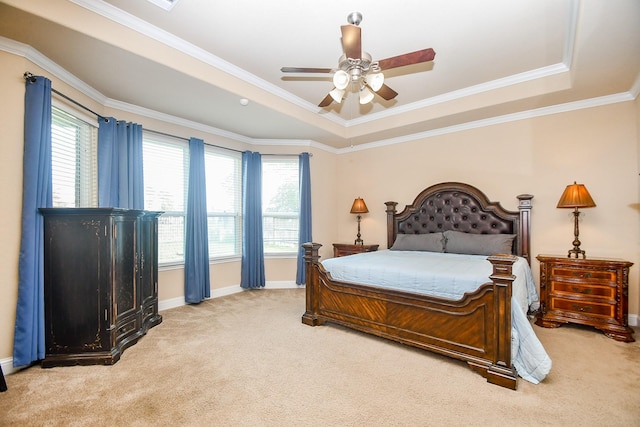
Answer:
[301,242,322,326]
[486,254,518,390]
[385,201,398,248]
[517,194,533,265]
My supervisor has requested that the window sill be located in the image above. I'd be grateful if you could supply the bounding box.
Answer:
[158,253,296,271]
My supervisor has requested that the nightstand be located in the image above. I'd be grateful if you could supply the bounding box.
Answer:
[332,243,379,257]
[536,255,634,342]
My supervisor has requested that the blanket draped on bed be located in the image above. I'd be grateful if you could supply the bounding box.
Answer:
[321,250,552,384]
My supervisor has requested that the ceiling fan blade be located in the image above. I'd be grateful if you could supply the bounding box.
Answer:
[377,48,436,71]
[375,83,398,101]
[341,25,361,60]
[281,67,333,73]
[318,93,334,107]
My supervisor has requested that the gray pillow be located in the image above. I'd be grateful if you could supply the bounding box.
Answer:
[390,233,445,252]
[443,230,515,256]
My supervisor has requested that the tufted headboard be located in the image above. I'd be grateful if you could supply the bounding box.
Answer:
[385,182,533,264]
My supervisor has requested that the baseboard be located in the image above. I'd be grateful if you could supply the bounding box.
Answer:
[264,280,302,289]
[1,357,17,376]
[158,296,186,311]
[629,314,638,327]
[158,281,300,312]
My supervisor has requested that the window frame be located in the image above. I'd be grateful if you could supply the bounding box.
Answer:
[50,100,98,208]
[261,156,300,258]
[49,104,301,266]
[203,146,243,261]
[142,133,190,267]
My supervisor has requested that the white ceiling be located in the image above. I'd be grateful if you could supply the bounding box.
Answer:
[0,0,639,149]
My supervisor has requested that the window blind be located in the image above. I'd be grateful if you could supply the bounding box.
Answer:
[143,135,189,264]
[51,106,97,207]
[262,157,300,254]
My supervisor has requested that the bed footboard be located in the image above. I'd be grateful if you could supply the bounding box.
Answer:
[301,243,518,390]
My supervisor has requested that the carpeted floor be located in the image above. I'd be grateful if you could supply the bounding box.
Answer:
[1,288,639,426]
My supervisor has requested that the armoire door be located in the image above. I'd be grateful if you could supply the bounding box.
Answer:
[42,210,112,364]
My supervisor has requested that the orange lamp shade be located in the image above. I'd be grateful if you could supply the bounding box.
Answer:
[557,182,596,209]
[350,198,369,214]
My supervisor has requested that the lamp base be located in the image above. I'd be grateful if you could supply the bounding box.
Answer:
[354,215,364,245]
[567,208,586,259]
[567,247,586,259]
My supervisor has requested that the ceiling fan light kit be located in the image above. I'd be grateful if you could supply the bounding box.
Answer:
[359,86,374,104]
[329,88,345,103]
[281,12,436,108]
[332,70,350,90]
[365,73,385,92]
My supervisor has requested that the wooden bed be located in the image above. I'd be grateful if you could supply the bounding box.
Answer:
[302,182,533,390]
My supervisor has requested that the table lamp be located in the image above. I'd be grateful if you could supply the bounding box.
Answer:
[350,197,369,245]
[557,181,596,258]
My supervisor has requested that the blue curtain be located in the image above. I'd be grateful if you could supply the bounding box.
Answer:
[13,75,53,367]
[97,118,144,208]
[241,151,265,289]
[296,153,312,285]
[184,138,211,303]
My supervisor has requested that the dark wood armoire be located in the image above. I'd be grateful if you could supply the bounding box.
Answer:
[39,208,163,367]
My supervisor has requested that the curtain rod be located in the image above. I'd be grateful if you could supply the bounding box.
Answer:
[24,71,310,158]
[143,129,309,157]
[24,72,105,120]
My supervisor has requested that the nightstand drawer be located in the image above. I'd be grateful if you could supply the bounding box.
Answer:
[333,243,379,257]
[550,297,614,319]
[536,255,634,342]
[550,280,614,299]
[551,266,616,283]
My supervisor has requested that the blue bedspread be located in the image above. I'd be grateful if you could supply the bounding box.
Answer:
[322,250,552,384]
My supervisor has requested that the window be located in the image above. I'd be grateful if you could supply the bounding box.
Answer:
[51,106,98,207]
[143,135,189,264]
[142,137,243,264]
[54,115,297,264]
[262,157,300,254]
[204,147,242,258]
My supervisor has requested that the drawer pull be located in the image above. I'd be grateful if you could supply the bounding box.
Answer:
[572,271,592,279]
[572,286,592,294]
[571,304,592,312]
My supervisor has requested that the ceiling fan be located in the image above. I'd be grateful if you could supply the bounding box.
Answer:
[281,12,436,107]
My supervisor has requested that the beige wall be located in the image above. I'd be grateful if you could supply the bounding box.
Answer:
[0,52,28,368]
[334,102,640,317]
[0,48,638,368]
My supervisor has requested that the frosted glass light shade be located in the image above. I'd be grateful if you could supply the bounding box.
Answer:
[365,73,384,91]
[359,86,374,104]
[332,70,350,90]
[329,88,345,103]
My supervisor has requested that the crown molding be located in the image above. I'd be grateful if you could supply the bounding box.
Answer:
[69,0,581,130]
[0,36,108,103]
[103,98,254,144]
[68,0,324,117]
[146,0,179,12]
[347,63,570,127]
[0,35,339,152]
[563,0,580,67]
[250,138,339,154]
[630,72,640,100]
[3,33,634,156]
[337,91,634,154]
[0,0,632,159]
